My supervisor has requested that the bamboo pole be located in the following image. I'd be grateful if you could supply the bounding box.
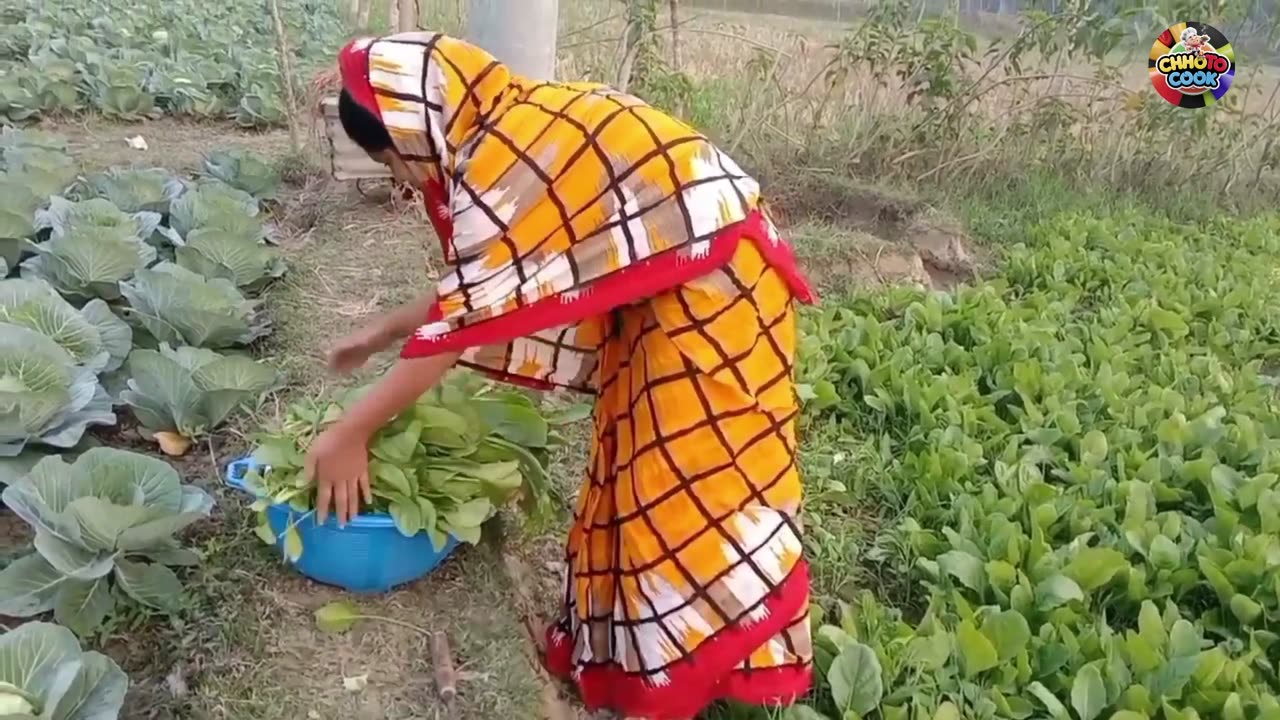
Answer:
[268,0,301,152]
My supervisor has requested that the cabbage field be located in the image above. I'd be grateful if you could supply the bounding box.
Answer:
[0,0,343,126]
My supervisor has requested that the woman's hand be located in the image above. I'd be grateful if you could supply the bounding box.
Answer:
[327,325,390,375]
[304,422,374,527]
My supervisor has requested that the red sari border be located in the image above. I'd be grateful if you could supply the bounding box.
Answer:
[543,560,814,720]
[399,210,816,363]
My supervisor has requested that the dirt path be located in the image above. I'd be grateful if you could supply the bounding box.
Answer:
[50,118,569,720]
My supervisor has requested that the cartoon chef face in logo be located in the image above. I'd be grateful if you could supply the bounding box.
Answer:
[1149,22,1236,108]
[1180,27,1212,56]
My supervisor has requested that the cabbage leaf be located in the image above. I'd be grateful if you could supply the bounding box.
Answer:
[203,147,279,199]
[0,448,214,634]
[0,278,131,373]
[0,323,115,457]
[175,227,286,291]
[119,262,270,349]
[21,222,157,302]
[0,622,127,718]
[122,344,278,452]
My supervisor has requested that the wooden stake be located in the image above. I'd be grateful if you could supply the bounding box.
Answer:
[267,0,301,153]
[669,0,681,70]
[431,631,458,706]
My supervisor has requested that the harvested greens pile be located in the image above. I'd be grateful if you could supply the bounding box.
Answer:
[244,373,587,556]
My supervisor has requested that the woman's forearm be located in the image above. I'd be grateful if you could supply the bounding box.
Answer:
[371,291,439,346]
[337,350,461,438]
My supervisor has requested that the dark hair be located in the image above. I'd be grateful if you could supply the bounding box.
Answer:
[338,88,394,154]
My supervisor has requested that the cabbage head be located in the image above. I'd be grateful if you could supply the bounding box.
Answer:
[0,128,67,153]
[204,147,280,200]
[82,167,184,215]
[119,262,270,349]
[0,69,39,123]
[168,180,264,240]
[21,221,157,302]
[175,227,287,291]
[85,63,157,120]
[35,195,163,244]
[0,174,41,271]
[123,344,279,454]
[0,146,77,198]
[0,278,131,374]
[0,323,115,457]
[0,622,127,718]
[0,448,214,634]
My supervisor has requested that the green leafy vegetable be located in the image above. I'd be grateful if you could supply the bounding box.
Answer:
[0,322,115,457]
[0,278,131,373]
[82,167,184,215]
[203,147,280,199]
[168,180,264,241]
[21,220,157,302]
[174,227,287,291]
[0,622,127,718]
[0,448,213,633]
[245,373,561,558]
[119,262,270,349]
[121,343,279,455]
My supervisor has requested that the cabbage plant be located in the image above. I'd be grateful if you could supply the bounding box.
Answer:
[0,622,127,718]
[119,262,270,349]
[0,448,214,635]
[22,222,157,302]
[203,147,279,200]
[0,146,77,198]
[0,174,41,272]
[0,128,66,153]
[81,167,183,215]
[175,227,287,291]
[0,323,115,457]
[0,278,131,373]
[35,196,163,244]
[168,180,264,240]
[122,344,279,456]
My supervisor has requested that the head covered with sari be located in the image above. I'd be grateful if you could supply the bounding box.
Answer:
[338,32,811,393]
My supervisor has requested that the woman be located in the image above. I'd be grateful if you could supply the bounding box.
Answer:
[312,31,816,720]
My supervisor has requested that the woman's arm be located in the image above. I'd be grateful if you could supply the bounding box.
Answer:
[368,291,440,349]
[310,349,462,525]
[337,350,462,438]
[329,291,440,374]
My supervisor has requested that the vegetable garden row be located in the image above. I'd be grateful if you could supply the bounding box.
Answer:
[791,210,1280,719]
[0,126,565,716]
[1,0,343,126]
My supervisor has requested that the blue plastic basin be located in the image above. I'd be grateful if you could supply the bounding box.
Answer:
[224,457,459,594]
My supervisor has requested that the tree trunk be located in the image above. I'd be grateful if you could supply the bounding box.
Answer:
[356,0,372,29]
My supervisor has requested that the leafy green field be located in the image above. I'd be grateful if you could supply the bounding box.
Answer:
[783,203,1280,718]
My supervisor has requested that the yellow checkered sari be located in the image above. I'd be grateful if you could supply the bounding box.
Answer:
[340,32,814,719]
